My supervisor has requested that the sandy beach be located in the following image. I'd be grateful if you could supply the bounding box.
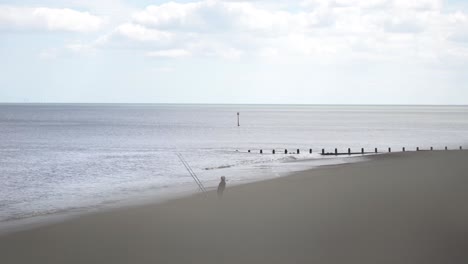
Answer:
[1,150,467,263]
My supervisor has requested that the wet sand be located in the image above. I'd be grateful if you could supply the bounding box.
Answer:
[1,151,467,263]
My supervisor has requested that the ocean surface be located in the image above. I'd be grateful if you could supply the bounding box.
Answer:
[1,104,468,230]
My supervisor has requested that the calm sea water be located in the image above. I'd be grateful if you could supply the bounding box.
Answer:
[1,104,468,229]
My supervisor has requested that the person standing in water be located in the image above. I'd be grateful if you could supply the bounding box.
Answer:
[217,176,226,198]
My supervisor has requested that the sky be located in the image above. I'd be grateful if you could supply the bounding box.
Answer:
[1,0,468,104]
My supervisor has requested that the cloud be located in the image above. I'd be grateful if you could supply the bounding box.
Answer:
[66,43,98,55]
[147,49,190,58]
[393,0,442,11]
[132,2,203,30]
[120,0,463,61]
[100,1,333,59]
[38,48,59,60]
[150,66,175,72]
[132,1,324,35]
[8,0,467,63]
[383,16,425,33]
[301,0,442,10]
[0,6,105,32]
[447,12,468,44]
[113,23,173,42]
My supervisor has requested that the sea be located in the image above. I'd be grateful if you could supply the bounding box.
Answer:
[1,104,468,232]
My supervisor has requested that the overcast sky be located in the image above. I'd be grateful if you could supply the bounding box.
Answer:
[1,0,468,104]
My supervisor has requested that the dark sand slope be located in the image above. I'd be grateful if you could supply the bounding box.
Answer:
[1,151,468,264]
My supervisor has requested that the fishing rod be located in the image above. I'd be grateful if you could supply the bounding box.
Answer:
[176,153,207,194]
[177,153,207,193]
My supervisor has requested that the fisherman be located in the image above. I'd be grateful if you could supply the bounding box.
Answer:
[217,176,226,198]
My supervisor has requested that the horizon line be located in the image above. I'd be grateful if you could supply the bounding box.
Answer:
[1,102,468,107]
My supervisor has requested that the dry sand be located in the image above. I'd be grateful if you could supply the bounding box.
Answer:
[1,151,467,264]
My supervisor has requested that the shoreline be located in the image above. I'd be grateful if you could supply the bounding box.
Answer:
[0,153,369,236]
[1,150,467,263]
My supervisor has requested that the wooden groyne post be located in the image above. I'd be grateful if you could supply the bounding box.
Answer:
[245,144,465,156]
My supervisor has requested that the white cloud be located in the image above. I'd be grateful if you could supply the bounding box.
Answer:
[147,49,190,58]
[447,12,468,44]
[66,43,97,55]
[0,6,105,32]
[150,66,175,72]
[38,48,59,60]
[114,23,173,42]
[383,16,425,33]
[302,0,441,10]
[393,0,442,11]
[132,2,202,29]
[123,0,464,61]
[132,1,320,35]
[301,0,389,9]
[259,47,279,58]
[11,0,467,63]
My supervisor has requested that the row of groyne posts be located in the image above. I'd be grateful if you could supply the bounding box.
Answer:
[246,146,465,155]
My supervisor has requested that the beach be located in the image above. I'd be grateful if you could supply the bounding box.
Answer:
[1,150,467,263]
